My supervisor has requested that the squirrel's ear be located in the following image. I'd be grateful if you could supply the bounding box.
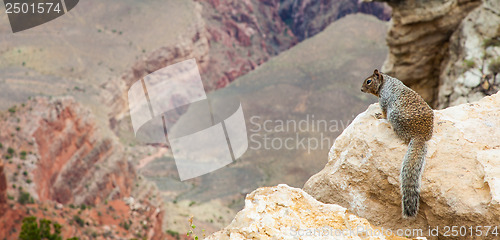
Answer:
[373,69,383,80]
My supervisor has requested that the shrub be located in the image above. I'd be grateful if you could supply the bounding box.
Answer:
[18,191,34,204]
[167,229,180,240]
[18,216,39,240]
[120,220,131,230]
[7,147,15,155]
[19,216,76,240]
[73,215,85,227]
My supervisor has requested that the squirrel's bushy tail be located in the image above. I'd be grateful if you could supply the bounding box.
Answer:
[400,138,427,218]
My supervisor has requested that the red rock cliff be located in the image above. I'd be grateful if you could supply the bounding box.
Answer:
[0,97,166,239]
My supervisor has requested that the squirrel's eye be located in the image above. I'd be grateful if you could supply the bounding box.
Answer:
[367,79,372,84]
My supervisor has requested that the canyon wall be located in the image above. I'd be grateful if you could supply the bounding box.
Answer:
[380,0,500,108]
[0,97,134,205]
[379,0,481,106]
[438,0,500,108]
[105,0,391,127]
[0,97,166,239]
[279,0,390,40]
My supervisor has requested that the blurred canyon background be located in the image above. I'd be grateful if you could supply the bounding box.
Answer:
[0,0,499,239]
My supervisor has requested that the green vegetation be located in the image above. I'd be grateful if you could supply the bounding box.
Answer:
[8,105,16,113]
[18,191,34,204]
[186,216,205,240]
[20,150,27,160]
[19,216,78,240]
[120,220,131,230]
[167,229,180,240]
[7,147,15,155]
[73,215,85,227]
[464,59,476,70]
[483,38,500,48]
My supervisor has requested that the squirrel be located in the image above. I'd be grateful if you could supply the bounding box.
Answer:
[361,69,434,218]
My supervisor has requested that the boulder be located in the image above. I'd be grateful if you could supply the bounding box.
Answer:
[207,184,418,240]
[304,92,500,239]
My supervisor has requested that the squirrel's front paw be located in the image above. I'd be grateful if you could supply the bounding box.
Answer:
[375,112,385,119]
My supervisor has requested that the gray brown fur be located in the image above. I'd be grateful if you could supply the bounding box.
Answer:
[361,69,433,218]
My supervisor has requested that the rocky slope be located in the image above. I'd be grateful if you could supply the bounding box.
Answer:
[438,0,500,108]
[206,184,417,240]
[303,92,500,239]
[0,97,134,205]
[379,0,482,106]
[0,97,166,239]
